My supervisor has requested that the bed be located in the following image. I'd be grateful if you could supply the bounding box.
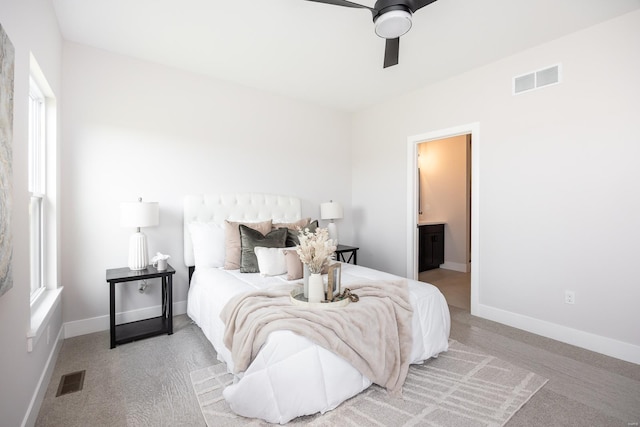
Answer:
[184,193,451,424]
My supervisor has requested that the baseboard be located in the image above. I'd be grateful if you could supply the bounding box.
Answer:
[64,300,188,339]
[440,262,469,273]
[476,303,640,365]
[21,324,64,427]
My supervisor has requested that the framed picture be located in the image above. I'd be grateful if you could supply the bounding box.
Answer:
[327,262,341,301]
[0,22,15,298]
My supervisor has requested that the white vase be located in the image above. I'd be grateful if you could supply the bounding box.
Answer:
[308,273,324,303]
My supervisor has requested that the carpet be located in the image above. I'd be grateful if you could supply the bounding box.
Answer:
[190,340,548,426]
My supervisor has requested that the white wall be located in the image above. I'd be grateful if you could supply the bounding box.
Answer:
[0,1,64,426]
[352,10,640,363]
[418,135,469,271]
[60,42,354,333]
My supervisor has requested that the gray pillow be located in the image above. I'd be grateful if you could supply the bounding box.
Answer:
[282,219,319,247]
[239,225,288,273]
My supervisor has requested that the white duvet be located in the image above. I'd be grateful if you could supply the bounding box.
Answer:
[187,262,451,424]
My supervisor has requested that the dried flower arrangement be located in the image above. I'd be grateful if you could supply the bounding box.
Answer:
[295,227,337,274]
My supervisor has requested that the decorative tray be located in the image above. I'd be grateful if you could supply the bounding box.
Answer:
[290,288,350,309]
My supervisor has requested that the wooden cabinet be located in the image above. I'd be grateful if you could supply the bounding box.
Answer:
[418,224,445,272]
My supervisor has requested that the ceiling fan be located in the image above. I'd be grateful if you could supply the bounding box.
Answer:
[304,0,438,68]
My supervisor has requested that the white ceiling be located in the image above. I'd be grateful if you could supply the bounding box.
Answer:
[52,0,640,112]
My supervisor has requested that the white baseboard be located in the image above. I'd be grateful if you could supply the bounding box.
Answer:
[440,262,469,273]
[22,324,64,427]
[476,303,640,365]
[64,300,188,339]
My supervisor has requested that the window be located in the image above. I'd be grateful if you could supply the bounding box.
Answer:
[27,54,61,353]
[28,76,46,301]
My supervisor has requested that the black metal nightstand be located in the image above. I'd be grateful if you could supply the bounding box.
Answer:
[335,244,359,265]
[106,264,175,349]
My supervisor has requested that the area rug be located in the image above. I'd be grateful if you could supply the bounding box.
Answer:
[190,340,547,426]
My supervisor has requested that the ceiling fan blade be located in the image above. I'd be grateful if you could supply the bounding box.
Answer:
[383,37,400,68]
[383,37,399,68]
[410,0,438,12]
[304,0,373,11]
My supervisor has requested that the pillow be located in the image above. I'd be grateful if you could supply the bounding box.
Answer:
[254,247,289,277]
[283,249,303,280]
[282,219,319,247]
[188,222,225,268]
[272,218,310,230]
[239,225,287,273]
[224,220,272,270]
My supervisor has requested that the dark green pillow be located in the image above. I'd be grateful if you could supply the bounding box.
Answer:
[283,219,319,247]
[239,225,288,273]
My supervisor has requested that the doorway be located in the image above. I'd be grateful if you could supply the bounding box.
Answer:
[406,123,480,315]
[417,135,471,310]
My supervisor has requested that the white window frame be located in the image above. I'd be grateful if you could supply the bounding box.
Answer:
[29,76,46,302]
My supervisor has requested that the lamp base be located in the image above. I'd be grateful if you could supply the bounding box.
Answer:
[327,222,339,246]
[128,231,149,270]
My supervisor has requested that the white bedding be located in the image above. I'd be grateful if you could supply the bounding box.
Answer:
[187,262,451,424]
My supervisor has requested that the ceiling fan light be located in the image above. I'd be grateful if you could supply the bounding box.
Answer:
[374,10,412,39]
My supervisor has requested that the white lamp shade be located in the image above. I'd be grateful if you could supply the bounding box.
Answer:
[320,201,343,221]
[121,201,159,228]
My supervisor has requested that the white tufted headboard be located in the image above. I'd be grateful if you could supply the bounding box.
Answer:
[183,193,302,268]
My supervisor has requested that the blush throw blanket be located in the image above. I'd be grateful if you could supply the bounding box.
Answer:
[220,279,413,395]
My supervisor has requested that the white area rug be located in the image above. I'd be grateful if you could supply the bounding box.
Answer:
[190,340,547,426]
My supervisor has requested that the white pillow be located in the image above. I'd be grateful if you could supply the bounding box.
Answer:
[254,246,288,277]
[188,222,226,269]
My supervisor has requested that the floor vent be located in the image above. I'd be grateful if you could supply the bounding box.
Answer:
[56,370,86,397]
[513,64,561,95]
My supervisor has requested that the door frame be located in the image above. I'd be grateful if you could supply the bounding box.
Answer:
[406,122,480,314]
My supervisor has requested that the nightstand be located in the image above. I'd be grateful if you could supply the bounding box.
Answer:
[106,264,176,349]
[335,244,359,265]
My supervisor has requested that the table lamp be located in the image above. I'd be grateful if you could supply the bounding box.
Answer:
[320,200,343,245]
[121,197,159,270]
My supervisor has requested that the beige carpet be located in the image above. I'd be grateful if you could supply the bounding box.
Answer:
[190,340,547,426]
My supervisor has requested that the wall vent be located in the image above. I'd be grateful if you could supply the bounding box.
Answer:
[513,64,561,95]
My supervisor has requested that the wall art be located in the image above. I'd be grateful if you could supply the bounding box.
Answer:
[0,22,15,297]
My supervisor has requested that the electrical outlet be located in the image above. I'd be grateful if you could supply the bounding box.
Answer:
[564,290,575,305]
